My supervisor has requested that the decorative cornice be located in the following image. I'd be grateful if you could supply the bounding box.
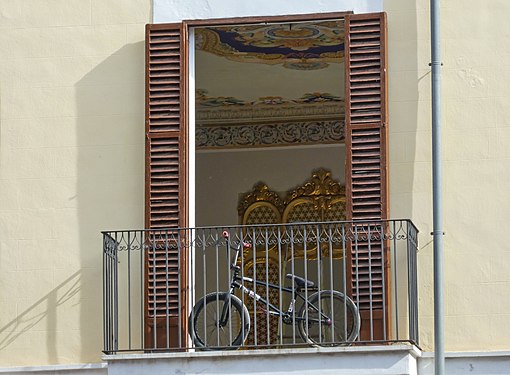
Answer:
[196,120,344,149]
[197,102,344,125]
[237,183,285,216]
[284,168,345,210]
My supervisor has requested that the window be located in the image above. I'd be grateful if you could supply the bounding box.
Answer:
[144,12,388,348]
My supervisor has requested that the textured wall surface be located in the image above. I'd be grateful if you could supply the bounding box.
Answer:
[385,0,510,352]
[1,0,510,369]
[0,0,151,366]
[154,0,382,23]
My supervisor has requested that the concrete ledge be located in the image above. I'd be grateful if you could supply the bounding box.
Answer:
[0,363,107,375]
[105,344,421,375]
[418,351,510,375]
[104,343,422,362]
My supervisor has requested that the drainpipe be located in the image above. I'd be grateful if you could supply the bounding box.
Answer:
[430,0,445,374]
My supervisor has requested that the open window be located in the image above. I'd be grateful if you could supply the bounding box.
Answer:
[144,12,388,349]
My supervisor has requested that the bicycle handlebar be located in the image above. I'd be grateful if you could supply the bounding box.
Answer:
[222,230,252,249]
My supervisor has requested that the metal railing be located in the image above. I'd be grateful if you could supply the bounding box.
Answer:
[103,219,419,354]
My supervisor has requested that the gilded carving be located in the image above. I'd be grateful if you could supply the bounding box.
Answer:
[283,169,346,210]
[237,183,285,218]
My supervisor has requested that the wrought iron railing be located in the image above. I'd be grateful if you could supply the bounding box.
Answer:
[103,219,419,354]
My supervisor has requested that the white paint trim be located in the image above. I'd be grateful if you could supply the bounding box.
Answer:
[153,0,383,23]
[0,363,106,373]
[421,351,510,358]
[188,28,196,239]
[418,351,510,375]
[187,26,197,349]
[104,344,422,361]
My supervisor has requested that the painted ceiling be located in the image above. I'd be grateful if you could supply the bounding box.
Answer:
[196,20,345,71]
[194,20,346,150]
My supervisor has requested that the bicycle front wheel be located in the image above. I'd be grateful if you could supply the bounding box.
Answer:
[298,290,360,346]
[189,292,250,350]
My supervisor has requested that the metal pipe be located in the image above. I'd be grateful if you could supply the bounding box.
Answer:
[430,0,445,374]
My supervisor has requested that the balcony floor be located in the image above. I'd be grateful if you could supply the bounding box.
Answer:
[104,344,421,375]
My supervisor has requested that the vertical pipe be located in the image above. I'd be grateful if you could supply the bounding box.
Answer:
[127,231,132,350]
[165,231,170,349]
[140,230,144,350]
[392,221,399,340]
[113,233,119,352]
[431,0,445,374]
[102,234,107,352]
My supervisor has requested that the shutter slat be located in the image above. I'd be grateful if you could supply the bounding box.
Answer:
[345,12,389,339]
[145,23,187,348]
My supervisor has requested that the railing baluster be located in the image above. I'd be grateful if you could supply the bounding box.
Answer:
[341,224,347,342]
[290,225,296,344]
[264,227,270,346]
[127,231,132,350]
[315,224,322,343]
[393,220,399,340]
[380,224,387,341]
[328,224,334,344]
[140,230,144,351]
[101,220,419,352]
[277,227,283,346]
[367,225,374,341]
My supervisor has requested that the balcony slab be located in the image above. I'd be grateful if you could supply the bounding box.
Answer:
[104,344,421,375]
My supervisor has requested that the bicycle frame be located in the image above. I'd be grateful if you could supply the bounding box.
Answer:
[220,235,331,326]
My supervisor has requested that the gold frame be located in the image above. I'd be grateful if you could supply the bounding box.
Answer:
[282,169,346,260]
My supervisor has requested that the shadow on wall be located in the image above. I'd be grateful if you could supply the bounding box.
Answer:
[386,2,434,349]
[387,4,421,224]
[0,41,145,365]
[75,42,145,362]
[0,271,81,363]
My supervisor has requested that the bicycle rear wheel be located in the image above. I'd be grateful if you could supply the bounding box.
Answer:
[298,290,360,346]
[189,292,250,350]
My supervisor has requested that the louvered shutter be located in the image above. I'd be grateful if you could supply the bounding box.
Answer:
[145,23,188,349]
[344,12,389,340]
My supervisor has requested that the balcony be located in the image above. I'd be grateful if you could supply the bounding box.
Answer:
[102,219,418,354]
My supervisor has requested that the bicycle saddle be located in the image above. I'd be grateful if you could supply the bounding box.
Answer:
[286,274,314,289]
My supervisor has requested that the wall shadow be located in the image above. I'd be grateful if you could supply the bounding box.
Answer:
[0,271,81,363]
[385,1,433,349]
[75,41,145,362]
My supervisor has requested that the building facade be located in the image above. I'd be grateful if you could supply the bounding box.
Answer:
[0,0,509,374]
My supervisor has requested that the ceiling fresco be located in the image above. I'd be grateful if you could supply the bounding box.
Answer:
[196,89,343,108]
[195,20,345,71]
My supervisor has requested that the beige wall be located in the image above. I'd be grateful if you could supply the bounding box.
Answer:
[0,0,151,366]
[1,0,510,368]
[385,0,510,351]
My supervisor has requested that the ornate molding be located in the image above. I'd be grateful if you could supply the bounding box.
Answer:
[237,183,285,217]
[196,90,345,125]
[197,102,344,125]
[196,120,344,149]
[284,168,346,210]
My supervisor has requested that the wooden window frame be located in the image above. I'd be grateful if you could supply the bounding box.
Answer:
[145,11,388,348]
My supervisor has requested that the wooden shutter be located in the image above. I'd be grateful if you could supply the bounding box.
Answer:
[145,22,188,349]
[344,12,389,341]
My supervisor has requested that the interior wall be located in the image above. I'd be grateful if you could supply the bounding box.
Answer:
[195,51,345,101]
[195,145,345,227]
[194,145,347,320]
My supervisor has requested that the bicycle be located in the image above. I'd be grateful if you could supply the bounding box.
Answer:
[188,231,361,350]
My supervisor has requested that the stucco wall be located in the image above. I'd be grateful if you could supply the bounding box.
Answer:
[0,0,151,367]
[1,0,510,369]
[385,0,510,352]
